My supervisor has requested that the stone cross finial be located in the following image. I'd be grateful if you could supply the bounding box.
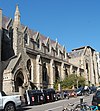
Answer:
[56,38,58,43]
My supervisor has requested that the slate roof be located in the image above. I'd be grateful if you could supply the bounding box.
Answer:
[68,49,84,58]
[2,15,10,29]
[72,46,95,51]
[2,15,65,54]
[5,53,21,72]
[68,46,95,58]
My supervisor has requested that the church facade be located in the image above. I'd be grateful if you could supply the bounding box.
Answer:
[69,46,99,86]
[0,6,99,94]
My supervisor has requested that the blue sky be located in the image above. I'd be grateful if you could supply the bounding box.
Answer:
[0,0,100,52]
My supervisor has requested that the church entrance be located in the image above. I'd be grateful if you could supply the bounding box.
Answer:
[14,70,24,92]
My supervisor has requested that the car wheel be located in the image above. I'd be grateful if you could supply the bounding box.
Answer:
[4,103,16,111]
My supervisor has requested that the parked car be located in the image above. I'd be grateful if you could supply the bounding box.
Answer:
[55,92,62,100]
[68,90,77,97]
[63,90,69,99]
[75,87,84,96]
[0,91,21,111]
[43,88,56,103]
[75,86,92,96]
[92,90,100,110]
[96,86,100,91]
[25,89,44,105]
[89,86,97,94]
[55,91,69,100]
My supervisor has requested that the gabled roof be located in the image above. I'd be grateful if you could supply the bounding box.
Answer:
[72,46,95,51]
[69,49,84,58]
[2,15,66,54]
[4,53,21,72]
[69,46,95,58]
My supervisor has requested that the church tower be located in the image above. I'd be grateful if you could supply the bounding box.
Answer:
[13,5,20,55]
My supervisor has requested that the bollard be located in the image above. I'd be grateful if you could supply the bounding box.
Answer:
[80,97,84,110]
[80,97,83,104]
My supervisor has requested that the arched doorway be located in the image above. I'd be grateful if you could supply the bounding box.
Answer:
[14,71,24,92]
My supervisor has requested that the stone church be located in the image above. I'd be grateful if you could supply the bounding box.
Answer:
[0,6,99,94]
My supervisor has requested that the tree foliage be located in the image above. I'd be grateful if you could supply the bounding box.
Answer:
[60,74,85,89]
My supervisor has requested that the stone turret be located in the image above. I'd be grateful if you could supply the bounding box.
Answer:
[0,8,2,91]
[13,5,20,27]
[13,5,21,55]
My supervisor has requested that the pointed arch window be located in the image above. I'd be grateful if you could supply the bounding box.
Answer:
[42,63,47,82]
[24,33,29,45]
[55,66,59,82]
[86,63,89,73]
[65,68,68,77]
[63,50,66,58]
[37,38,40,48]
[47,42,50,52]
[56,46,58,55]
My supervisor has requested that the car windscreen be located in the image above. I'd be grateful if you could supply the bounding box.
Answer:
[75,87,83,92]
[1,91,7,96]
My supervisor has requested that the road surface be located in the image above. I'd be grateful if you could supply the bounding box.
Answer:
[19,94,93,111]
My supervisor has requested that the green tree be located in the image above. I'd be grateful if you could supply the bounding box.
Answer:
[54,81,58,90]
[60,74,85,89]
[78,76,85,87]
